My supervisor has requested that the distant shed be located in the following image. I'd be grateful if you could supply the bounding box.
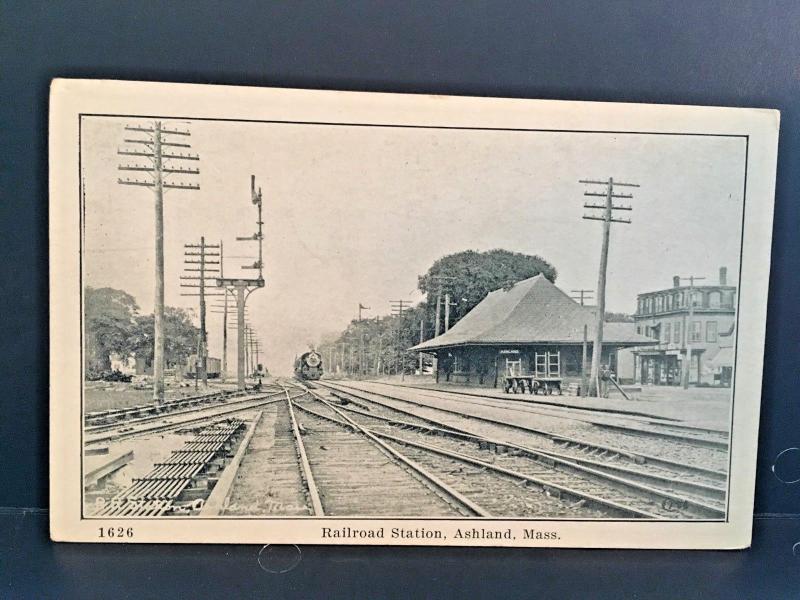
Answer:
[411,275,653,388]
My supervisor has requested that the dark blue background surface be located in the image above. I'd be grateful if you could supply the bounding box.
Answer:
[2,1,799,597]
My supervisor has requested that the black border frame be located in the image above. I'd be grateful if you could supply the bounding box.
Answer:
[77,111,750,528]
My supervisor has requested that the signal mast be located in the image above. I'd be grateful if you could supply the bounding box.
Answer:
[217,175,265,390]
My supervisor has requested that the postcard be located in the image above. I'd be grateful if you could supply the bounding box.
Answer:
[50,79,778,547]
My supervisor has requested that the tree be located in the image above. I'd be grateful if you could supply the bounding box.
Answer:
[418,249,557,328]
[130,307,199,369]
[605,312,634,323]
[84,287,140,374]
[318,249,558,378]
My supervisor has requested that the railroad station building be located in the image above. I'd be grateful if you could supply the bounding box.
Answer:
[631,267,736,386]
[411,274,653,388]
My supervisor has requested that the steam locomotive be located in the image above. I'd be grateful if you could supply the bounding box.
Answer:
[294,350,323,381]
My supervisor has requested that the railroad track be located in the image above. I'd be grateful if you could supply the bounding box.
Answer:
[291,385,611,518]
[361,379,683,421]
[222,387,322,516]
[313,381,726,519]
[85,389,301,445]
[324,380,729,474]
[356,380,729,442]
[85,384,284,427]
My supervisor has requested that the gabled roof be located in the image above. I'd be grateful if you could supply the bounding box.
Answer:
[412,274,654,351]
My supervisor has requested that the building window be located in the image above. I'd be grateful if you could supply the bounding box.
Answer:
[675,292,683,308]
[708,291,721,308]
[674,321,682,345]
[690,321,702,342]
[665,295,672,310]
[655,296,662,312]
[722,290,735,308]
[690,291,701,308]
[707,321,718,343]
[664,322,671,344]
[636,325,642,334]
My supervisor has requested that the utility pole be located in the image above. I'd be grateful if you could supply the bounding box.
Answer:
[580,178,638,397]
[571,289,595,306]
[570,289,595,397]
[419,319,425,374]
[118,121,199,404]
[181,237,222,387]
[391,300,411,379]
[209,285,240,382]
[679,275,706,389]
[216,175,266,390]
[358,303,370,378]
[430,275,456,337]
[581,324,589,397]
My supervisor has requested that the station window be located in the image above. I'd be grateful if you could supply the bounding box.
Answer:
[706,321,718,343]
[674,321,682,345]
[690,321,702,342]
[664,322,671,344]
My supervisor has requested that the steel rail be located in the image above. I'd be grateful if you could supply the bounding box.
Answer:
[282,387,325,516]
[85,388,288,434]
[359,379,684,422]
[320,380,727,480]
[591,422,728,450]
[332,400,726,502]
[290,384,491,517]
[366,380,731,441]
[85,392,303,444]
[294,396,660,519]
[316,383,727,518]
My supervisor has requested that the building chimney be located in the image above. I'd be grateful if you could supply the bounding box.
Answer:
[673,276,680,288]
[719,267,727,286]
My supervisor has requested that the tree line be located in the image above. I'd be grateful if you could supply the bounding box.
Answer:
[84,286,199,378]
[316,249,558,376]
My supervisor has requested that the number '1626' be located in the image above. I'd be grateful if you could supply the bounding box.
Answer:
[98,527,134,539]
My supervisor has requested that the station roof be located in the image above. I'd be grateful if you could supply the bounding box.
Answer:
[411,274,654,352]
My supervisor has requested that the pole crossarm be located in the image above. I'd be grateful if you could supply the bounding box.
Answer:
[583,192,634,199]
[583,203,632,210]
[580,179,640,187]
[582,215,632,224]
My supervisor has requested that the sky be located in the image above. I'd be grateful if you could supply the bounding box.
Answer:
[81,117,746,374]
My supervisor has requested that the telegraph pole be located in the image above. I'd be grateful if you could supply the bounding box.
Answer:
[679,275,706,389]
[216,175,266,390]
[358,303,370,377]
[419,320,425,374]
[571,289,595,306]
[118,121,200,404]
[181,237,222,387]
[430,275,456,337]
[391,300,411,379]
[580,178,638,397]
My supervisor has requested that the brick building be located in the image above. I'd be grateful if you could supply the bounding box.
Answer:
[632,267,736,386]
